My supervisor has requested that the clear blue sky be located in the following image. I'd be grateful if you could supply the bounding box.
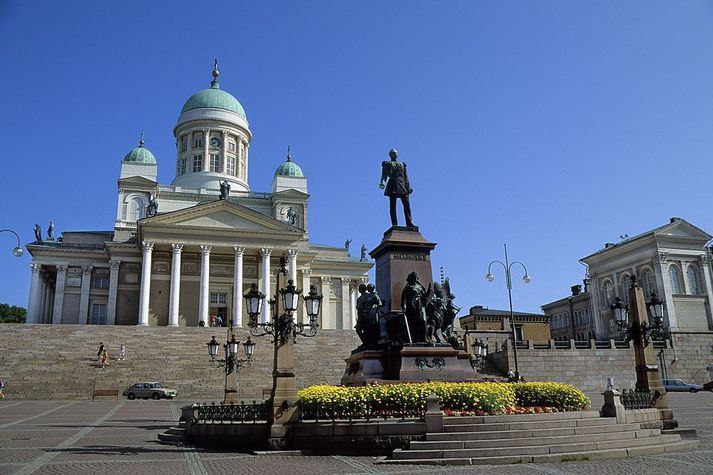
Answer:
[1,1,713,314]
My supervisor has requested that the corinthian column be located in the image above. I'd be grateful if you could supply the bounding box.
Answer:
[27,263,42,324]
[137,241,154,326]
[78,265,93,324]
[233,246,245,327]
[199,245,212,325]
[52,265,68,324]
[260,248,272,323]
[287,249,298,284]
[168,243,183,326]
[107,260,120,325]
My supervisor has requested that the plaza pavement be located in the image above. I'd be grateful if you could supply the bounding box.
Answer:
[0,392,711,475]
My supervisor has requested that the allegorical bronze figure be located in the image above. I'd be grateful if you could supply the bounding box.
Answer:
[401,271,431,342]
[379,149,414,228]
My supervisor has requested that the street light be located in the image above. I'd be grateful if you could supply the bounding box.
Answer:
[0,229,23,257]
[207,332,256,402]
[485,243,531,381]
[245,257,323,343]
[610,297,629,330]
[469,338,489,369]
[609,278,669,345]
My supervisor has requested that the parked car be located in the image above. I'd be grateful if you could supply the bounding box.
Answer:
[123,382,178,400]
[662,378,702,393]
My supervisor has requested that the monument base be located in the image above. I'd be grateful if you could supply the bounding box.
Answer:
[341,342,478,386]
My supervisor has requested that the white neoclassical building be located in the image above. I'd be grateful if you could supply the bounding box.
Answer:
[25,65,372,328]
[543,217,713,339]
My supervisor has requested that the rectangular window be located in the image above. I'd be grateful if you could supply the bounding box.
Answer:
[180,157,186,175]
[93,276,109,289]
[514,326,524,342]
[91,304,107,325]
[194,139,203,148]
[210,293,227,305]
[193,154,203,172]
[229,142,236,152]
[210,153,220,172]
[227,157,236,176]
[181,137,187,152]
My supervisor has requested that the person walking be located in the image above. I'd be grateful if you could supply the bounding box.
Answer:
[97,342,104,365]
[0,379,6,399]
[100,349,109,368]
[117,344,126,361]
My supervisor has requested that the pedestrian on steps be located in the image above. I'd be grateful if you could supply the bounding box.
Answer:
[100,349,109,368]
[118,344,126,361]
[0,379,6,399]
[97,342,104,365]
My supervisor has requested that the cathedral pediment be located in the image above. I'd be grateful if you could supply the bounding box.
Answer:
[137,199,304,245]
[118,175,158,188]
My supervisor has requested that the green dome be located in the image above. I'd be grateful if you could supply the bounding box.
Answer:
[123,144,156,164]
[274,153,305,178]
[180,80,247,119]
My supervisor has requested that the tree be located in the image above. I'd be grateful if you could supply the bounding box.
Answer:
[0,303,27,323]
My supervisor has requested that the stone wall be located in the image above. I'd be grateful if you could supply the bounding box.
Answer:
[0,324,361,401]
[489,331,713,397]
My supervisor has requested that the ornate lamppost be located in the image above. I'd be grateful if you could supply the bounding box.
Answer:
[609,283,669,346]
[243,257,323,449]
[485,244,531,381]
[0,229,23,257]
[207,332,255,403]
[469,338,489,370]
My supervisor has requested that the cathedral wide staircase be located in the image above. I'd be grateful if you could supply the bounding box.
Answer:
[381,410,698,465]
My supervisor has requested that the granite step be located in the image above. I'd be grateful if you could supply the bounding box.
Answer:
[443,417,618,434]
[428,422,644,441]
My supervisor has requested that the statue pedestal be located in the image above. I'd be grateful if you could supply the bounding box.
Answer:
[341,343,478,386]
[369,226,436,313]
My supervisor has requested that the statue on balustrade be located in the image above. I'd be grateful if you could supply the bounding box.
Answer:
[401,271,431,343]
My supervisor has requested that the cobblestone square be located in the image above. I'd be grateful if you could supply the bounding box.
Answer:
[0,392,710,474]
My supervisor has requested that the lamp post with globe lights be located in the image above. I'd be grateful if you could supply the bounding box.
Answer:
[207,331,256,403]
[243,257,323,449]
[485,244,531,382]
[0,229,24,257]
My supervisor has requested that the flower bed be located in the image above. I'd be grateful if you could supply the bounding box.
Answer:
[298,381,590,419]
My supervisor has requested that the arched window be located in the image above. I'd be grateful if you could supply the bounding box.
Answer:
[687,266,700,294]
[603,281,615,306]
[669,265,683,294]
[642,268,655,298]
[127,196,145,222]
[620,274,631,303]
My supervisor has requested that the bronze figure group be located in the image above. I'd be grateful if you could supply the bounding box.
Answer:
[401,272,459,345]
[355,283,383,347]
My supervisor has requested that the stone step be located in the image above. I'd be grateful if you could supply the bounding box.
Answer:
[428,422,645,441]
[444,416,617,433]
[443,410,600,425]
[412,429,659,450]
[380,440,700,465]
[392,434,687,461]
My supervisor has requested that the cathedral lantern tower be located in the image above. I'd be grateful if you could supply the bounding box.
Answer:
[171,60,252,193]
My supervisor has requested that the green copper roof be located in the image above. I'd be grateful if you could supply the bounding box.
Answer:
[180,79,247,119]
[123,146,156,164]
[274,154,305,178]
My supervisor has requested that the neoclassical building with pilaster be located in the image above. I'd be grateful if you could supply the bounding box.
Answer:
[25,64,372,329]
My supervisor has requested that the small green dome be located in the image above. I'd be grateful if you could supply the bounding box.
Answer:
[123,141,156,165]
[180,80,247,119]
[274,148,304,178]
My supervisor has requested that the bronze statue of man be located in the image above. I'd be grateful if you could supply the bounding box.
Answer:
[401,271,431,342]
[379,149,414,228]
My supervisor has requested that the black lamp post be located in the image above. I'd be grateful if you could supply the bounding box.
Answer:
[485,243,531,381]
[0,229,23,257]
[610,279,669,346]
[207,334,255,375]
[469,338,489,369]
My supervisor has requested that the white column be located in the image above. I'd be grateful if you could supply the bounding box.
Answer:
[260,248,272,323]
[287,249,298,284]
[221,130,228,174]
[699,255,713,330]
[27,263,42,324]
[168,244,183,326]
[52,265,68,324]
[107,260,120,325]
[654,257,678,330]
[138,241,154,326]
[301,269,311,324]
[78,265,93,324]
[233,246,245,328]
[321,276,332,329]
[341,278,350,330]
[350,284,358,330]
[39,277,48,324]
[202,128,210,171]
[199,244,212,325]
